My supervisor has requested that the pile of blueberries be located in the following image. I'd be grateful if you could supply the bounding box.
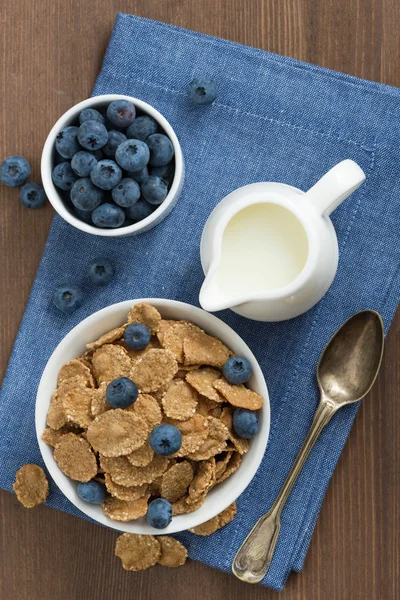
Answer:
[52,99,176,228]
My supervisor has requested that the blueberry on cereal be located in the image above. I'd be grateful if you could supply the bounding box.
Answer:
[77,480,107,504]
[222,356,252,385]
[88,257,114,286]
[149,424,182,457]
[232,408,259,439]
[147,497,172,529]
[124,323,151,350]
[106,377,139,409]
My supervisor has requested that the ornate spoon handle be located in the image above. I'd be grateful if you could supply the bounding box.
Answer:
[232,400,337,584]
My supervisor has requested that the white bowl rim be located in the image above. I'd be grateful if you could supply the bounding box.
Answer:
[36,299,270,534]
[41,94,184,237]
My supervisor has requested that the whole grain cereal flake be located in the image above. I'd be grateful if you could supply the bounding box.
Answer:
[57,359,94,388]
[162,322,204,363]
[62,386,94,429]
[160,461,194,503]
[186,417,229,461]
[220,406,249,455]
[104,473,149,502]
[127,393,162,429]
[162,379,199,421]
[46,390,68,430]
[130,349,178,393]
[164,414,209,458]
[91,344,132,385]
[213,378,264,410]
[188,459,216,504]
[126,443,154,467]
[41,425,80,448]
[185,368,224,402]
[91,383,110,417]
[86,325,126,351]
[53,433,97,482]
[215,451,242,484]
[172,493,206,516]
[86,409,148,457]
[183,331,232,368]
[158,537,188,567]
[101,454,169,487]
[13,464,49,508]
[102,494,149,522]
[115,533,161,571]
[127,302,161,334]
[189,502,237,536]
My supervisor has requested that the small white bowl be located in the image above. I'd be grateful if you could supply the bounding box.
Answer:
[41,95,184,237]
[36,299,270,534]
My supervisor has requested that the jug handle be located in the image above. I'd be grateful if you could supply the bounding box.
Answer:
[304,159,366,216]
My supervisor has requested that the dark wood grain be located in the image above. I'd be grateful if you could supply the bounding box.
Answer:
[0,1,399,599]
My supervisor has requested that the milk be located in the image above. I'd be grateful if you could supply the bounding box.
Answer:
[216,203,309,296]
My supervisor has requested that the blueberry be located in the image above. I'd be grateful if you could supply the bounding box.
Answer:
[149,424,182,456]
[189,77,217,105]
[106,377,138,409]
[126,116,158,141]
[91,203,125,228]
[0,156,30,187]
[106,99,136,128]
[55,126,81,158]
[146,134,174,167]
[127,166,148,184]
[71,151,98,177]
[90,159,122,191]
[74,207,93,223]
[77,480,106,504]
[232,408,260,439]
[141,176,168,205]
[223,356,252,384]
[19,183,46,208]
[88,257,114,285]
[115,139,150,172]
[111,178,140,208]
[150,161,175,185]
[78,120,108,151]
[52,162,78,191]
[147,498,172,529]
[53,283,83,314]
[103,130,127,158]
[70,177,103,211]
[79,108,105,125]
[125,198,154,222]
[124,323,151,350]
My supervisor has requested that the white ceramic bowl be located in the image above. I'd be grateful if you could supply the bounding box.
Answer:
[36,299,270,534]
[41,95,184,237]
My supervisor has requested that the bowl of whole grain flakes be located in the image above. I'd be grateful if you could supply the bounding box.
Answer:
[36,299,270,535]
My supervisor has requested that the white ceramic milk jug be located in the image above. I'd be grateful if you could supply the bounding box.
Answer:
[199,160,365,322]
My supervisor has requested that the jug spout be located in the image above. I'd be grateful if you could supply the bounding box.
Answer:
[305,159,366,216]
[199,268,240,313]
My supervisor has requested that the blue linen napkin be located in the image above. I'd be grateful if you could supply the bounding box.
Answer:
[1,13,399,590]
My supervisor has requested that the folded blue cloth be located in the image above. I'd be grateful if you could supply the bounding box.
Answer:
[0,13,399,590]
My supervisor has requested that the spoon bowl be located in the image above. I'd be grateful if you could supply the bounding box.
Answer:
[318,310,384,406]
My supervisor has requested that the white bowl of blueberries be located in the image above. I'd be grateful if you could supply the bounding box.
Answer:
[41,95,184,237]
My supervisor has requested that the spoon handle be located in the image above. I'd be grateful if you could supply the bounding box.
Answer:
[232,399,337,584]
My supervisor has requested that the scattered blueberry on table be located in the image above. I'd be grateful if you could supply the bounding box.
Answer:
[0,155,31,187]
[88,257,115,285]
[232,408,260,439]
[50,99,176,229]
[189,77,217,105]
[77,480,107,504]
[124,323,151,350]
[106,377,139,409]
[149,424,182,456]
[147,497,173,529]
[223,355,252,384]
[52,284,83,314]
[19,183,47,209]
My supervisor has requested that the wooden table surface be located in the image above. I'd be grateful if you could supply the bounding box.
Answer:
[0,1,399,598]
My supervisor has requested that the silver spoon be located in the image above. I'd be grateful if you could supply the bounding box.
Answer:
[232,310,384,584]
